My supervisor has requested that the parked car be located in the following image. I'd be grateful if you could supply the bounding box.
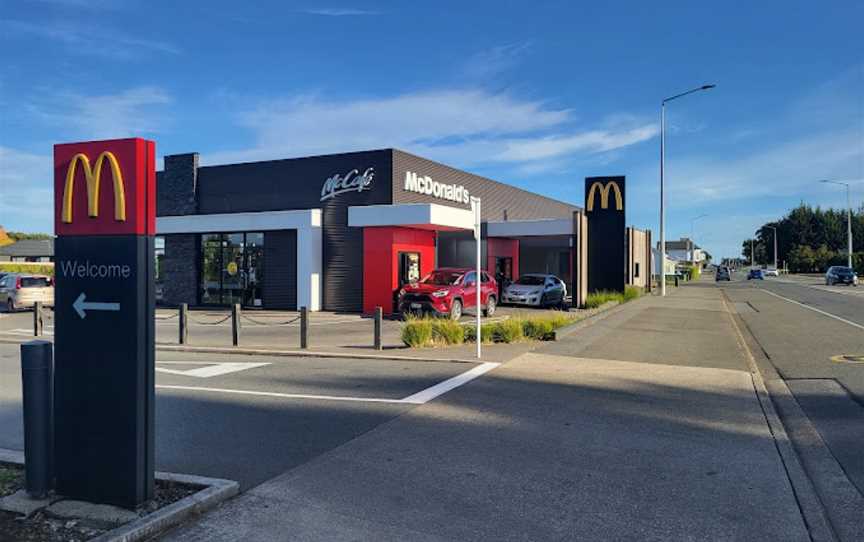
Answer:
[398,268,497,320]
[825,266,858,286]
[0,273,54,311]
[716,267,731,281]
[747,269,764,280]
[502,273,567,308]
[764,268,779,277]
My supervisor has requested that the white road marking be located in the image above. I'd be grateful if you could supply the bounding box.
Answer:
[758,288,864,331]
[155,361,270,378]
[155,385,409,404]
[156,361,501,405]
[401,362,500,404]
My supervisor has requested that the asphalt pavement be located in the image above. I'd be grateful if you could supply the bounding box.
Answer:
[0,344,488,489]
[719,272,864,515]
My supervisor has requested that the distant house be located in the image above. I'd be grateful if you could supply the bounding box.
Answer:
[659,238,706,266]
[0,239,54,262]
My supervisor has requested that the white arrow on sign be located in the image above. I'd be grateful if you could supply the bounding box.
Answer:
[73,292,120,319]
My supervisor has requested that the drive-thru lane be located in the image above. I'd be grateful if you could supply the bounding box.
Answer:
[0,344,492,489]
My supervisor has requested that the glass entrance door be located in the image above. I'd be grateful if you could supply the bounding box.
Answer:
[199,232,265,307]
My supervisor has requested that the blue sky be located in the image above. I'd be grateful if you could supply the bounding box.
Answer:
[1,0,861,259]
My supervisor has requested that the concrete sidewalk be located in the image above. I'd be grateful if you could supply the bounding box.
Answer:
[163,286,812,541]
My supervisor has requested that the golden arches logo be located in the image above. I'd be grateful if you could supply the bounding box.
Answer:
[586,181,623,212]
[61,151,126,223]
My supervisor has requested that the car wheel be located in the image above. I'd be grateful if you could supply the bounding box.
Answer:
[539,294,548,308]
[483,296,496,317]
[449,299,462,321]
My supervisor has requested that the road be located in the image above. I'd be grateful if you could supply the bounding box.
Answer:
[718,272,864,500]
[0,344,489,489]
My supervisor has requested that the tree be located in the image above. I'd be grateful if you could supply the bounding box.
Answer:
[6,232,53,241]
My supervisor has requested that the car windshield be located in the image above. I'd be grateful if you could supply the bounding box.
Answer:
[515,275,545,286]
[421,270,462,285]
[835,267,853,273]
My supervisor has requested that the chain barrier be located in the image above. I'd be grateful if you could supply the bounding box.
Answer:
[239,314,301,326]
[186,313,233,326]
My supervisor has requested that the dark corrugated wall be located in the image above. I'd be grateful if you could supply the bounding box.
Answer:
[264,230,297,310]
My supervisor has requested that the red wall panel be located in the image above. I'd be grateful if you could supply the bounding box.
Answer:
[363,227,436,314]
[486,238,520,280]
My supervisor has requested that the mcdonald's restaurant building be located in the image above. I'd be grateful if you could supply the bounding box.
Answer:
[154,148,651,313]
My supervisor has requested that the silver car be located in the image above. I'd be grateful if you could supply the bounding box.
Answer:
[0,273,55,311]
[502,273,567,308]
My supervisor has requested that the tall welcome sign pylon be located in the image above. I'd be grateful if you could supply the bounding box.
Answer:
[53,138,156,508]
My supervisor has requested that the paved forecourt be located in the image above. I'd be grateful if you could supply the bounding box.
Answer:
[0,343,496,489]
[165,284,810,541]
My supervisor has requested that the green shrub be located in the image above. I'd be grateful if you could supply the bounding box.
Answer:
[495,318,524,343]
[431,319,465,345]
[544,312,574,329]
[402,318,433,347]
[584,290,624,309]
[687,265,701,281]
[523,318,554,340]
[0,263,54,276]
[623,285,642,302]
[463,323,500,343]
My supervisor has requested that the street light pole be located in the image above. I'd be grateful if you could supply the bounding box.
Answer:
[767,226,778,270]
[689,214,708,263]
[819,179,853,268]
[659,84,715,296]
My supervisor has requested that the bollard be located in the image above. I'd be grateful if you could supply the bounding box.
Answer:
[231,304,241,346]
[300,306,308,349]
[179,303,188,345]
[21,340,53,498]
[33,301,43,337]
[374,307,383,350]
[675,275,679,287]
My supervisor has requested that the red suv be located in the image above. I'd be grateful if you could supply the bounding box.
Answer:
[399,268,497,320]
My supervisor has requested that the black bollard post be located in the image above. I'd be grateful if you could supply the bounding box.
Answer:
[33,301,43,337]
[300,306,308,349]
[231,304,241,346]
[21,340,53,498]
[374,307,383,350]
[179,303,188,345]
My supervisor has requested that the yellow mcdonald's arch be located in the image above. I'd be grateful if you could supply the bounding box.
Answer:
[586,181,623,212]
[61,151,126,223]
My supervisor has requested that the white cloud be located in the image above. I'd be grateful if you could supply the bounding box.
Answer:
[0,147,54,232]
[1,19,180,58]
[461,42,532,79]
[301,8,379,16]
[27,86,172,140]
[205,89,656,168]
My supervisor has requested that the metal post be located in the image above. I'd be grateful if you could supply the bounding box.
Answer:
[33,301,43,337]
[300,306,308,349]
[374,306,382,350]
[231,304,240,346]
[21,340,53,498]
[660,102,666,297]
[179,303,188,345]
[471,197,482,359]
[846,184,853,269]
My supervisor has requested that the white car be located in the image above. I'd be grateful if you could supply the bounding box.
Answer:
[764,268,779,277]
[502,274,567,308]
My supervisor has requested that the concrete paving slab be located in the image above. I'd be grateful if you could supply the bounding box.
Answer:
[46,499,139,529]
[166,353,809,541]
[0,489,57,517]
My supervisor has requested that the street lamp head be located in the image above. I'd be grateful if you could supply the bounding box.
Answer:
[701,84,717,90]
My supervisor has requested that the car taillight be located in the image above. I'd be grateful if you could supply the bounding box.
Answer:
[15,277,22,289]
